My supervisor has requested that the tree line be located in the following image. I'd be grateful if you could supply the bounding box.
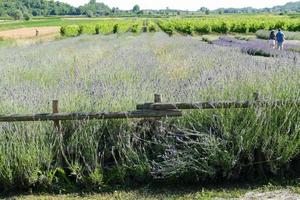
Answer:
[0,0,299,20]
[0,0,112,19]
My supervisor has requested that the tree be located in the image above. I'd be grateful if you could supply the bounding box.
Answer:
[199,7,209,13]
[0,7,6,16]
[205,9,210,15]
[23,12,31,21]
[132,4,140,13]
[86,10,93,17]
[13,9,23,20]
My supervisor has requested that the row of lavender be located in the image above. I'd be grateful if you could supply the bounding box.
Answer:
[0,33,299,191]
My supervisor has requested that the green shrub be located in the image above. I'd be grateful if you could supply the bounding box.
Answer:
[148,21,159,32]
[60,25,80,37]
[131,23,140,33]
[79,24,96,35]
[158,20,175,36]
[113,24,119,34]
[231,23,249,33]
[194,24,212,34]
[23,13,31,21]
[86,10,94,18]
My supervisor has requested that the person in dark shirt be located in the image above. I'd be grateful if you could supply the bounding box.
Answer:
[268,30,276,49]
[276,29,285,50]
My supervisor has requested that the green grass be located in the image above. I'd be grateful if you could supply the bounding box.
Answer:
[0,18,140,31]
[5,180,300,200]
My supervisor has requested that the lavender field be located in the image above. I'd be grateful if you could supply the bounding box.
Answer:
[0,33,300,191]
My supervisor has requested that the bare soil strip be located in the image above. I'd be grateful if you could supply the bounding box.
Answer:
[0,26,60,39]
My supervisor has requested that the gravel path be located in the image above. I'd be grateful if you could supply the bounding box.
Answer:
[240,189,300,200]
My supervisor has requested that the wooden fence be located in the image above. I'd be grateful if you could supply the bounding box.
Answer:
[0,93,299,125]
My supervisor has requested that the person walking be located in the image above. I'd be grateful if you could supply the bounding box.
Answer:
[268,30,276,49]
[276,29,285,50]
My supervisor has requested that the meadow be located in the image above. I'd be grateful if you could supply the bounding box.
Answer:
[0,30,300,194]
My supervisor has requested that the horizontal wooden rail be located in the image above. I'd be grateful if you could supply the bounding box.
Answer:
[137,100,300,110]
[1,93,299,124]
[0,110,182,122]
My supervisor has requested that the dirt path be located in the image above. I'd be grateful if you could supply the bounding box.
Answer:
[0,26,60,39]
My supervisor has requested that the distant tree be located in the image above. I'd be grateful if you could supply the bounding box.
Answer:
[23,12,31,21]
[86,10,93,17]
[132,5,140,13]
[205,9,210,15]
[79,0,111,16]
[0,7,5,16]
[12,9,23,20]
[199,7,209,13]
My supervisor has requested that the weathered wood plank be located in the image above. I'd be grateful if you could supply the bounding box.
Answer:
[137,100,300,110]
[0,110,183,122]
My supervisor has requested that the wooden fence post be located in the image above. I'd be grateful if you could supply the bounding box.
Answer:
[154,94,162,103]
[153,94,163,133]
[253,91,260,101]
[52,100,60,131]
[253,91,265,177]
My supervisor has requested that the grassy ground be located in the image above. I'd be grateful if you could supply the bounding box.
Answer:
[4,180,300,200]
[0,18,132,31]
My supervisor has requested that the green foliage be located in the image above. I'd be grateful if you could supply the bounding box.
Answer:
[86,10,94,18]
[79,24,96,35]
[79,0,111,16]
[60,25,80,37]
[148,21,159,32]
[132,5,141,13]
[157,15,300,35]
[131,23,141,33]
[0,0,77,17]
[157,20,175,36]
[113,24,119,34]
[12,10,22,20]
[23,12,31,21]
[60,20,144,37]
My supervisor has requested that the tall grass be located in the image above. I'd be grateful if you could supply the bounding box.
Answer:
[0,33,299,191]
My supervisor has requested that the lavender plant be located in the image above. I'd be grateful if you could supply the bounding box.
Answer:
[0,33,299,190]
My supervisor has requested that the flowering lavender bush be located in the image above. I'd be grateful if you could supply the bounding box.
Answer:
[212,36,300,57]
[0,33,299,191]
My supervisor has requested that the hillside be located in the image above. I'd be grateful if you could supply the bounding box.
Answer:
[214,1,300,13]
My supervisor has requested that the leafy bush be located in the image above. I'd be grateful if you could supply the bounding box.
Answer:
[231,23,249,33]
[23,13,31,21]
[131,23,140,33]
[113,24,119,34]
[194,24,212,34]
[148,21,159,32]
[86,10,94,18]
[157,20,175,36]
[12,10,22,20]
[60,25,80,37]
[79,24,96,35]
